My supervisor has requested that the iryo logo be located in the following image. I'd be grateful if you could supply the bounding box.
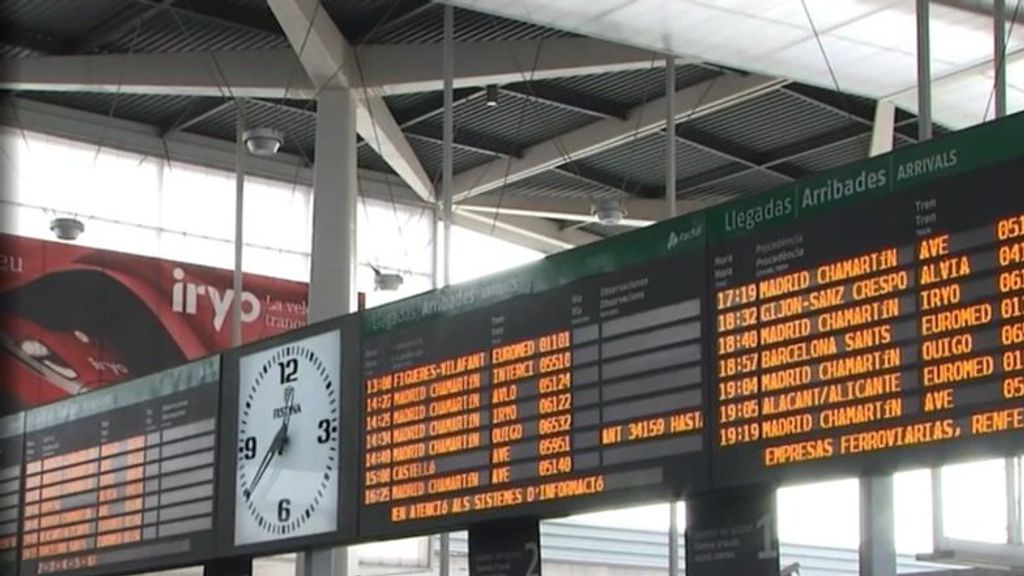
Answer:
[171,267,261,331]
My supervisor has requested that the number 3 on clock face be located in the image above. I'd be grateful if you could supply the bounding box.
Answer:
[234,330,341,546]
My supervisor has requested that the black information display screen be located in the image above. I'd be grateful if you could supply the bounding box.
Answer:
[710,121,1024,486]
[18,357,220,576]
[469,518,542,576]
[360,216,707,537]
[685,488,779,576]
[1,412,25,576]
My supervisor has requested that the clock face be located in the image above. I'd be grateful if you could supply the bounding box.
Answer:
[234,330,341,546]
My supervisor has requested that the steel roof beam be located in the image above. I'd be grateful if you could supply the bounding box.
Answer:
[500,84,629,120]
[268,0,435,202]
[450,73,788,202]
[0,39,661,97]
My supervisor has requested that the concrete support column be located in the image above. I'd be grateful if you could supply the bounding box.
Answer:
[668,501,680,576]
[308,87,358,321]
[859,99,897,576]
[860,477,896,576]
[916,0,932,141]
[995,0,1007,119]
[232,100,246,347]
[665,55,676,219]
[301,86,358,576]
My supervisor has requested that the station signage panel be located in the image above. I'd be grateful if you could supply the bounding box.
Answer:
[358,213,709,537]
[18,358,221,576]
[709,114,1024,485]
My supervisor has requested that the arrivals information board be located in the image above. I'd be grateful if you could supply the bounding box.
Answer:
[709,115,1024,485]
[18,358,220,576]
[359,213,709,537]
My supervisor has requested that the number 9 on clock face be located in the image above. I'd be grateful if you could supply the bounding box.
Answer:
[234,330,341,546]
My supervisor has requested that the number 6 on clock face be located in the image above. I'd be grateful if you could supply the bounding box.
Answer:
[233,330,341,546]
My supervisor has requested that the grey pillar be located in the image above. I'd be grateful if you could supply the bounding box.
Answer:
[232,101,246,347]
[437,7,455,575]
[916,0,932,141]
[308,87,358,321]
[665,55,676,219]
[859,100,897,576]
[669,501,680,576]
[995,0,1007,119]
[860,478,896,576]
[301,86,358,576]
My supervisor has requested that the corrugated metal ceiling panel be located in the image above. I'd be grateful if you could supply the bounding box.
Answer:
[679,169,790,202]
[108,10,288,53]
[495,170,621,200]
[0,43,37,58]
[21,92,201,129]
[537,64,722,109]
[577,132,741,189]
[370,4,573,43]
[1,0,129,41]
[406,135,496,179]
[357,144,394,174]
[685,89,857,156]
[419,91,594,150]
[788,134,871,173]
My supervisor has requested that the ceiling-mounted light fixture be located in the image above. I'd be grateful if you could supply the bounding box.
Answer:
[484,85,500,107]
[50,217,85,241]
[371,265,404,292]
[242,127,284,156]
[591,198,626,226]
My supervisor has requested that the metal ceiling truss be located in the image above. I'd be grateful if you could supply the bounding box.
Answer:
[781,84,919,144]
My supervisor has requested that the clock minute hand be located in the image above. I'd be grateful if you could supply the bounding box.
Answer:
[245,424,286,497]
[279,386,295,454]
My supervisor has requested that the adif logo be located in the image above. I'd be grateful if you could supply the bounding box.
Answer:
[666,223,703,250]
[171,267,261,332]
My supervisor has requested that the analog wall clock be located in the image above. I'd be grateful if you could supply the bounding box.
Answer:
[233,330,341,546]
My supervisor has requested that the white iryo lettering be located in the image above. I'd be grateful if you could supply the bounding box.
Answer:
[171,267,261,331]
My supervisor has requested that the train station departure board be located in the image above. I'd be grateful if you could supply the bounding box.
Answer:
[18,357,220,576]
[1,412,24,576]
[710,115,1024,486]
[359,214,708,537]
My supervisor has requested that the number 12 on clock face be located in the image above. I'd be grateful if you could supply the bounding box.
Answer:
[233,330,342,546]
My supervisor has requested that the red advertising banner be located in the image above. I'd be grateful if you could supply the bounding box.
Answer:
[0,233,309,412]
